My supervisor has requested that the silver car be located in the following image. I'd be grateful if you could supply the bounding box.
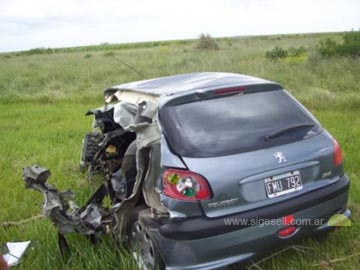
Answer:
[24,72,351,270]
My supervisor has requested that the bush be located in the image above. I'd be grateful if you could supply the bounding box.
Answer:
[288,46,307,57]
[265,46,288,60]
[338,31,360,56]
[318,38,339,57]
[196,34,219,50]
[266,46,308,60]
[19,47,54,56]
[318,31,360,57]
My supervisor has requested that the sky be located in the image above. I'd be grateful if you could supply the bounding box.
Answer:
[0,0,359,52]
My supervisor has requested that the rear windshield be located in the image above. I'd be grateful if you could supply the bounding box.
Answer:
[160,90,320,158]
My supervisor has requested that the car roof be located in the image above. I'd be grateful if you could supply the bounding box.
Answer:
[104,72,280,97]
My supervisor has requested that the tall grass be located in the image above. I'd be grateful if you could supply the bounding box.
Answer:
[0,32,359,270]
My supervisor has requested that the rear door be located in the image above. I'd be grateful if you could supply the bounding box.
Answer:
[160,89,342,218]
[182,133,338,218]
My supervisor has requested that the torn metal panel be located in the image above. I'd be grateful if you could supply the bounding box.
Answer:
[113,90,159,104]
[104,88,159,104]
[142,144,168,214]
[112,147,151,241]
[113,99,159,130]
[113,101,138,128]
[133,122,161,149]
[138,100,158,119]
[22,165,107,235]
[112,142,163,240]
[111,99,166,238]
[110,141,137,201]
[23,97,166,249]
[110,169,128,201]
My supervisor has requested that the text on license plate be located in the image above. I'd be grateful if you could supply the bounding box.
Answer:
[264,171,302,198]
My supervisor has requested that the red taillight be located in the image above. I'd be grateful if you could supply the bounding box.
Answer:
[333,139,343,166]
[214,86,245,95]
[278,226,297,237]
[163,169,212,201]
[278,214,297,237]
[283,214,294,225]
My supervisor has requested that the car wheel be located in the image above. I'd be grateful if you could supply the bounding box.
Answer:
[80,132,102,172]
[127,208,165,270]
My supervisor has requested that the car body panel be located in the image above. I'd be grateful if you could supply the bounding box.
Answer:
[148,191,350,270]
[181,130,340,218]
[160,136,187,169]
[156,175,349,241]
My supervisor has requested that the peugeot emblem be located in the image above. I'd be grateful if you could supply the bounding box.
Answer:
[273,152,286,163]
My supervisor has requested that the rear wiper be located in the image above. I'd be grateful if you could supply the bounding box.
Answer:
[265,123,316,141]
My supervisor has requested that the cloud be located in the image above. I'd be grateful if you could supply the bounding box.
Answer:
[0,0,359,52]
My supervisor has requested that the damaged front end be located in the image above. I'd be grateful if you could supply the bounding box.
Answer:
[23,91,170,263]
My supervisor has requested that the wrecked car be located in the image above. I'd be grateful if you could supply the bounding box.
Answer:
[24,72,351,270]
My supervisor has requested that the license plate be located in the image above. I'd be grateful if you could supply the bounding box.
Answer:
[264,171,302,198]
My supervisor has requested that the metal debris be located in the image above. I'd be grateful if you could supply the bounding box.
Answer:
[2,241,31,267]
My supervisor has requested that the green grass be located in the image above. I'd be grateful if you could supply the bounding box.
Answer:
[0,32,359,270]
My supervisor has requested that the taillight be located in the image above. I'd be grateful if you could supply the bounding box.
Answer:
[163,169,212,201]
[333,139,343,166]
[283,214,294,225]
[214,86,245,95]
[278,226,297,237]
[278,214,297,238]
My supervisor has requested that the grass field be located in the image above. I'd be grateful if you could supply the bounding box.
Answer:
[0,32,359,270]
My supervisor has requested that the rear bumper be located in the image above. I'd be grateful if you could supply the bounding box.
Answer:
[143,175,350,270]
[159,174,350,240]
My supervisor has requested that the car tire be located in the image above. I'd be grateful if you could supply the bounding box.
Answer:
[80,132,102,172]
[126,206,165,270]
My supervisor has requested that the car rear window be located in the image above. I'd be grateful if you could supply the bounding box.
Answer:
[160,90,320,158]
